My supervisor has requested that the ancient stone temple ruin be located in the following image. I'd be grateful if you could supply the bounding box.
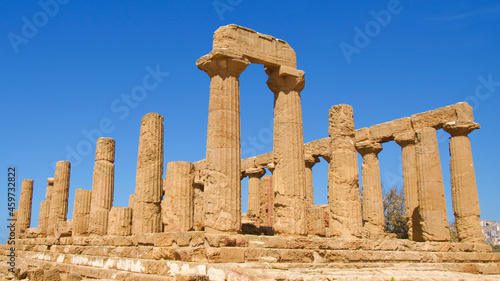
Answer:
[2,24,499,280]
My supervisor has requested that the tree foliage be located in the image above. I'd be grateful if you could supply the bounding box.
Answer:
[383,186,408,239]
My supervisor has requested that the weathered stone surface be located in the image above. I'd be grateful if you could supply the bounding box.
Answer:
[356,140,384,235]
[455,102,474,121]
[328,104,362,238]
[43,268,60,281]
[395,131,423,241]
[37,201,50,235]
[245,168,266,219]
[133,113,164,234]
[303,138,330,160]
[89,137,115,236]
[27,268,44,281]
[415,127,450,242]
[72,189,92,236]
[259,176,273,227]
[304,155,320,208]
[197,49,249,233]
[355,127,371,143]
[162,161,195,232]
[108,207,133,236]
[18,179,34,233]
[47,161,71,236]
[45,177,54,201]
[411,105,457,130]
[129,194,135,210]
[443,121,483,243]
[307,206,326,236]
[213,24,296,68]
[193,183,204,231]
[266,65,307,235]
[369,117,412,143]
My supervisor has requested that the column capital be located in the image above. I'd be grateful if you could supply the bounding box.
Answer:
[196,49,250,78]
[304,154,320,168]
[267,163,275,174]
[265,65,305,94]
[443,120,480,137]
[355,140,382,156]
[245,167,266,178]
[47,177,54,185]
[395,131,417,147]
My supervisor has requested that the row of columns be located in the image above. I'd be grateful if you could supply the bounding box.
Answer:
[17,115,483,244]
[352,120,483,243]
[197,49,309,235]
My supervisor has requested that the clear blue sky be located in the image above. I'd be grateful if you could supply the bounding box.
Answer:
[1,0,499,241]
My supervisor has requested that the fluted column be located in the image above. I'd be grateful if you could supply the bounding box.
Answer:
[395,131,422,241]
[304,155,320,208]
[47,161,71,236]
[73,189,92,236]
[18,179,34,233]
[259,175,273,227]
[307,205,326,236]
[356,140,385,235]
[245,168,266,218]
[197,49,249,233]
[133,113,164,234]
[38,178,54,236]
[38,201,49,235]
[443,120,483,243]
[162,161,195,232]
[328,104,363,238]
[415,127,450,241]
[108,207,133,236]
[89,138,115,235]
[129,194,135,210]
[265,65,307,235]
[193,181,204,231]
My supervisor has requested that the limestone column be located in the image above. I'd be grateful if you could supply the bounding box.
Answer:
[395,131,422,241]
[108,207,132,236]
[196,49,250,233]
[304,155,320,208]
[415,127,450,241]
[328,104,363,238]
[356,140,385,235]
[265,65,307,235]
[18,179,34,233]
[133,113,164,234]
[162,161,195,232]
[45,177,54,202]
[245,168,266,218]
[38,178,54,236]
[38,201,49,235]
[129,194,135,210]
[88,138,115,235]
[443,120,483,243]
[47,161,71,236]
[307,205,326,236]
[259,175,273,227]
[193,181,204,231]
[73,189,92,236]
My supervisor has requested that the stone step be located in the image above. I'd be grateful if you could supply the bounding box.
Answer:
[11,245,500,265]
[2,254,500,281]
[7,250,500,276]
